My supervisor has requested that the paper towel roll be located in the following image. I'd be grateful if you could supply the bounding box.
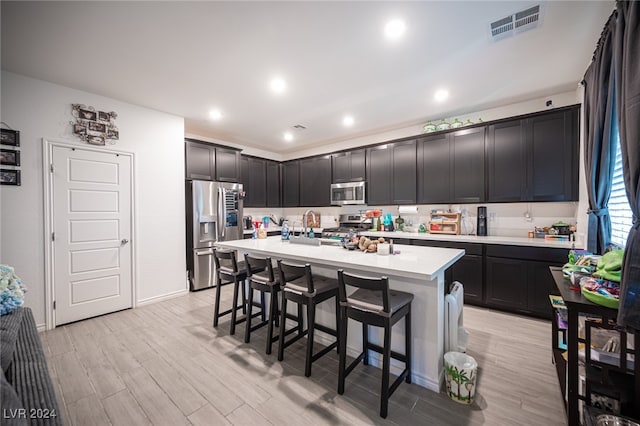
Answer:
[398,205,418,214]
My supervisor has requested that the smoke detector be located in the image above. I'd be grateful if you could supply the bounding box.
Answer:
[490,5,542,41]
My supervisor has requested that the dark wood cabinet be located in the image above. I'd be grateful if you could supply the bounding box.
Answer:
[487,106,579,202]
[215,147,241,182]
[185,140,215,181]
[451,128,485,203]
[300,156,331,207]
[243,157,267,207]
[366,140,416,205]
[487,120,526,202]
[411,240,484,305]
[266,160,280,207]
[527,108,579,201]
[418,128,484,204]
[332,149,366,183]
[418,133,450,204]
[485,256,529,311]
[282,161,300,207]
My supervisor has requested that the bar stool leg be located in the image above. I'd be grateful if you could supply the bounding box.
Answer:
[277,295,288,361]
[362,323,369,365]
[297,304,304,336]
[266,289,277,355]
[338,306,348,395]
[334,294,341,355]
[213,276,222,327]
[241,279,247,314]
[260,291,267,322]
[244,285,255,343]
[305,301,316,377]
[380,321,391,418]
[405,305,412,384]
[230,278,241,336]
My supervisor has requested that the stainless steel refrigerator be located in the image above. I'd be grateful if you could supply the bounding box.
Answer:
[186,180,244,290]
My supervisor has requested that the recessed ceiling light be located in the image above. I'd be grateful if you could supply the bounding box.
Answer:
[283,132,293,142]
[434,89,449,102]
[209,109,223,121]
[343,115,354,127]
[385,19,406,39]
[270,77,287,94]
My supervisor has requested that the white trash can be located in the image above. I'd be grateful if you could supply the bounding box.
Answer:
[444,351,478,404]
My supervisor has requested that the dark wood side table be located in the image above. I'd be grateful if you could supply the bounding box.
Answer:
[550,267,640,426]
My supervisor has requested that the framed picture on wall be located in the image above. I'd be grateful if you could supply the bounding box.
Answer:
[0,169,21,186]
[0,129,20,147]
[0,149,20,166]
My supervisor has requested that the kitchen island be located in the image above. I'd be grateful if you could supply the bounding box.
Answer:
[216,236,464,392]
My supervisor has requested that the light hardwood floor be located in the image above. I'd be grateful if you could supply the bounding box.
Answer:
[40,286,567,425]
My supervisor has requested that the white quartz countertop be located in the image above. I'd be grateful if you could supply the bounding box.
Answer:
[360,231,582,249]
[216,236,464,281]
[243,226,326,235]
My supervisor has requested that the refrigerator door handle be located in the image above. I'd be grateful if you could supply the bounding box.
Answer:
[219,187,226,240]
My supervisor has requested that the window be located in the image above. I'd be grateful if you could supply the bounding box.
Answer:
[609,135,633,247]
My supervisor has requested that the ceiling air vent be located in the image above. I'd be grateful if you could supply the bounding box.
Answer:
[292,124,307,130]
[490,4,542,41]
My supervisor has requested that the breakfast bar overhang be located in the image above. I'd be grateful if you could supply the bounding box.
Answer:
[216,237,465,392]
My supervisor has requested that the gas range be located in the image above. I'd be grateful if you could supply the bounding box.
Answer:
[322,214,373,238]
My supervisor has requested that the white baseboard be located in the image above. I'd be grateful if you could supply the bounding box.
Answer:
[137,288,189,307]
[37,323,47,333]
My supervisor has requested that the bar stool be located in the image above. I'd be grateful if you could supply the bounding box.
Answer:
[244,254,283,354]
[336,269,413,418]
[212,248,262,336]
[277,260,340,377]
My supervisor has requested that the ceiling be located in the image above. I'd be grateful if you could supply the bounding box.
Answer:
[1,1,613,154]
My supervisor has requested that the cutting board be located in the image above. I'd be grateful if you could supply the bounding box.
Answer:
[302,212,321,228]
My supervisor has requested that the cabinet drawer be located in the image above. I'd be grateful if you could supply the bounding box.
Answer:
[486,244,568,263]
[411,239,483,255]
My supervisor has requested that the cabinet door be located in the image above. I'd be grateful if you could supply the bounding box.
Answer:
[185,141,215,180]
[332,152,350,183]
[215,147,240,182]
[240,156,252,205]
[266,161,281,207]
[417,134,451,204]
[350,149,366,182]
[487,120,526,202]
[300,156,331,207]
[485,256,527,311]
[527,260,561,318]
[366,146,392,205]
[247,158,266,207]
[451,254,484,305]
[451,128,485,203]
[391,140,417,204]
[527,109,578,201]
[282,161,299,207]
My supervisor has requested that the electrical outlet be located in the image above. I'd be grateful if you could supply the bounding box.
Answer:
[524,211,533,222]
[489,212,496,222]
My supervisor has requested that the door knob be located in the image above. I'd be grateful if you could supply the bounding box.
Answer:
[121,239,129,245]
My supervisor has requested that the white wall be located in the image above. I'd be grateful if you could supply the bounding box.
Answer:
[0,71,187,327]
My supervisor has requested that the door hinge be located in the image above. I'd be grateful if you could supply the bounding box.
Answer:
[50,164,54,173]
[53,301,56,310]
[52,232,55,242]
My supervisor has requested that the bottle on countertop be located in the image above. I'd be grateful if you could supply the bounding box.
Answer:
[252,224,257,239]
[309,227,315,238]
[376,217,382,231]
[281,221,290,240]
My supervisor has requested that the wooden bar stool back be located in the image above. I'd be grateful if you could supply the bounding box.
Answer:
[277,260,340,377]
[244,254,282,354]
[212,248,253,335]
[337,269,413,418]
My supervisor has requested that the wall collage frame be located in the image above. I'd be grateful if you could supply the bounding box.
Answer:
[0,127,21,186]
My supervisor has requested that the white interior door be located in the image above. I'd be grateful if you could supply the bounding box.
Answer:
[52,146,132,325]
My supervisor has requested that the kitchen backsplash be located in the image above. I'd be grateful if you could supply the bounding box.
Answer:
[245,201,581,239]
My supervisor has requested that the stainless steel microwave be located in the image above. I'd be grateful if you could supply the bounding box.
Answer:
[331,182,366,205]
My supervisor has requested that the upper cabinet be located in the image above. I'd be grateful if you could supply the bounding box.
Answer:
[185,140,215,181]
[266,160,281,207]
[185,139,240,183]
[215,147,241,182]
[487,106,579,202]
[240,156,281,208]
[299,156,332,207]
[282,160,300,207]
[366,140,417,205]
[331,149,366,183]
[418,127,485,204]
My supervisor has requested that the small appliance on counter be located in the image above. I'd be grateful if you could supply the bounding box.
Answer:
[477,206,487,236]
[244,215,253,230]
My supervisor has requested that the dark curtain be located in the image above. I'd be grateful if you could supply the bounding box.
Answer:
[583,14,617,254]
[615,1,640,330]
